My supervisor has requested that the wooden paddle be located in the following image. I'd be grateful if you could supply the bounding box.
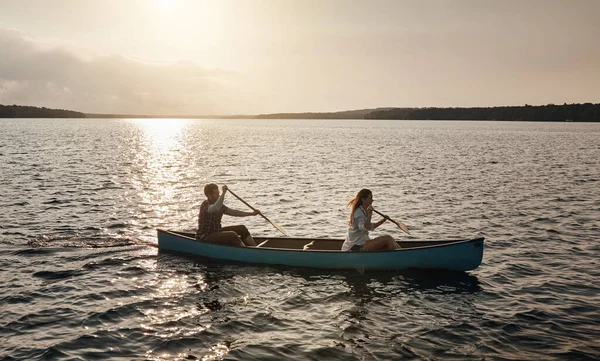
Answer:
[373,209,410,235]
[227,189,290,237]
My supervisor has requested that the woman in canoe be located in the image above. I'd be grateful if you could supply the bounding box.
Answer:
[341,189,400,251]
[196,183,261,246]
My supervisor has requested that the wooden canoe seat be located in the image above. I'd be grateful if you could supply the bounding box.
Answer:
[255,239,304,249]
[254,238,343,251]
[302,239,342,251]
[256,239,270,248]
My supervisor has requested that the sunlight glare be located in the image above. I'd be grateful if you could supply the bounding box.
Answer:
[132,118,189,151]
[155,0,176,9]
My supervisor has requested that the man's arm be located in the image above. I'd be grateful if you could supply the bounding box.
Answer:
[224,208,260,217]
[207,190,226,213]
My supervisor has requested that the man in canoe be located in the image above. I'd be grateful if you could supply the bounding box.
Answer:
[196,183,261,247]
[341,189,400,251]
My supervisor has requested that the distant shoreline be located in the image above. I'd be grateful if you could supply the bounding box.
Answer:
[1,103,599,122]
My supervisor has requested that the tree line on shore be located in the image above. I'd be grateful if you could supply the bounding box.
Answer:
[256,103,599,121]
[0,104,85,118]
[2,102,599,121]
[365,103,600,122]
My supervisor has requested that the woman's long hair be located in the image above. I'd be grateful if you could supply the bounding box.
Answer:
[347,189,372,226]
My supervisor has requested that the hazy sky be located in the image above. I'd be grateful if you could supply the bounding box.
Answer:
[1,0,599,115]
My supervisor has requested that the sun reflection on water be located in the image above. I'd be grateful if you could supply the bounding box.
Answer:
[139,272,212,350]
[201,343,231,361]
[140,272,208,300]
[129,118,192,226]
[131,118,190,152]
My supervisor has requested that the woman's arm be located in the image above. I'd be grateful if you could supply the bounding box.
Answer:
[372,216,388,230]
[359,207,387,231]
[356,208,372,231]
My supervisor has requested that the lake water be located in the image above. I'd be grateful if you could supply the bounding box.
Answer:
[1,118,599,360]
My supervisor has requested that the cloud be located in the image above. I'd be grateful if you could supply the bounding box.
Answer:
[0,28,241,115]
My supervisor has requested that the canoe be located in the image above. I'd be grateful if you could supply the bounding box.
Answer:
[157,229,484,271]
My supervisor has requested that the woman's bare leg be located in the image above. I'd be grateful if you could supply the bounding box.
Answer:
[361,235,399,251]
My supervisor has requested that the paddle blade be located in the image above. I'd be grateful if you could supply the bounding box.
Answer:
[263,215,289,237]
[373,208,410,234]
[398,221,410,235]
[229,188,290,236]
[272,221,290,237]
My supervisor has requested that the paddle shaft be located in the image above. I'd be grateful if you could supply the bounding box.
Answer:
[373,209,400,227]
[372,209,410,235]
[227,189,288,236]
